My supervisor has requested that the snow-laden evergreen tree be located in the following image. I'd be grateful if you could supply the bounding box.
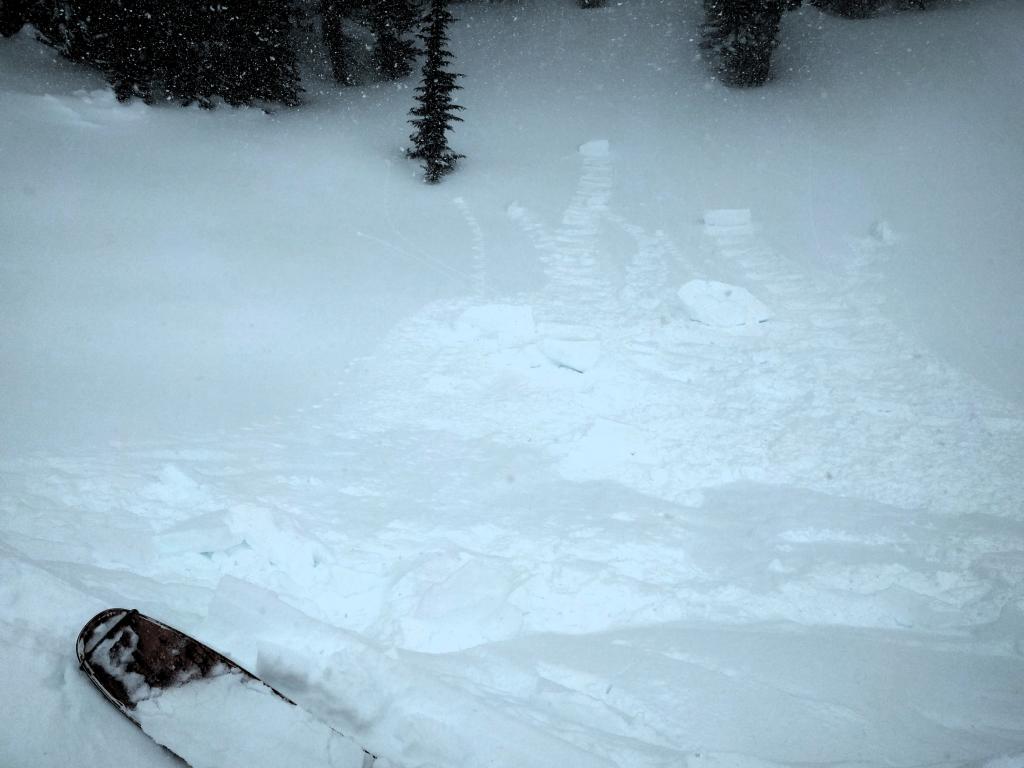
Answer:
[106,0,165,103]
[0,0,28,37]
[701,0,785,87]
[161,4,219,108]
[25,0,302,107]
[321,0,354,85]
[369,0,420,79]
[811,0,882,17]
[224,0,302,106]
[30,0,163,102]
[407,0,464,183]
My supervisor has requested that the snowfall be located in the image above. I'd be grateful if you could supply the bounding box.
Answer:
[2,0,1023,765]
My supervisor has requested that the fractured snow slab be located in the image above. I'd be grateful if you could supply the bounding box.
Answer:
[678,280,772,330]
[536,321,601,373]
[540,338,602,373]
[134,670,368,768]
[155,512,241,556]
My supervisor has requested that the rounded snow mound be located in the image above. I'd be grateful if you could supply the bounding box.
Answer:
[677,280,772,331]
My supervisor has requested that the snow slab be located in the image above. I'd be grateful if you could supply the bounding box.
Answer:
[134,670,368,768]
[703,209,752,229]
[453,304,536,344]
[579,139,610,157]
[677,280,773,329]
[540,337,602,373]
[202,577,617,768]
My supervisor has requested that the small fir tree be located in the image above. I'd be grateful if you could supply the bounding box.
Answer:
[407,0,464,183]
[701,0,785,87]
[369,0,420,80]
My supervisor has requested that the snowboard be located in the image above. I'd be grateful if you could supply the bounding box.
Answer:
[77,608,374,768]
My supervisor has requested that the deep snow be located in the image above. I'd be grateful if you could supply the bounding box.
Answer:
[2,1,1024,766]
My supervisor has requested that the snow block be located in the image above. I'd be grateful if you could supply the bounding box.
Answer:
[454,304,536,344]
[540,338,602,373]
[870,219,897,245]
[155,512,242,556]
[535,322,601,372]
[677,280,772,329]
[578,139,610,157]
[703,209,752,229]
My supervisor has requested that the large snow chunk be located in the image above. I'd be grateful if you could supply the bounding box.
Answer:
[155,512,242,556]
[870,219,898,245]
[677,280,772,329]
[454,304,536,344]
[142,465,212,507]
[578,139,610,157]
[703,209,752,229]
[540,338,602,373]
[536,322,601,373]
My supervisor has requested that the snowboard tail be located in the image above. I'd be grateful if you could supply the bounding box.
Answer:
[77,608,279,716]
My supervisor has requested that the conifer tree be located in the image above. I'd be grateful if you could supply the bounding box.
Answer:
[369,0,420,80]
[31,0,161,102]
[28,0,302,108]
[811,0,882,18]
[226,0,302,106]
[161,5,218,108]
[34,0,99,63]
[0,0,28,37]
[701,0,785,87]
[105,0,165,103]
[321,0,354,84]
[407,0,464,183]
[577,0,605,8]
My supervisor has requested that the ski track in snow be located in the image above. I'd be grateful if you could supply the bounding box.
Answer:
[453,195,488,297]
[3,142,1024,766]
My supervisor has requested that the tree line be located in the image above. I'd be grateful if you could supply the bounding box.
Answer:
[700,0,938,87]
[0,0,945,179]
[0,0,430,106]
[0,0,464,181]
[0,0,945,103]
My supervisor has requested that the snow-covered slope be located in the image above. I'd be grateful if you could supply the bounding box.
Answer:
[2,1,1023,766]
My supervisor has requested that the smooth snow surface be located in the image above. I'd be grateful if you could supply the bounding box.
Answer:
[3,1,1024,767]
